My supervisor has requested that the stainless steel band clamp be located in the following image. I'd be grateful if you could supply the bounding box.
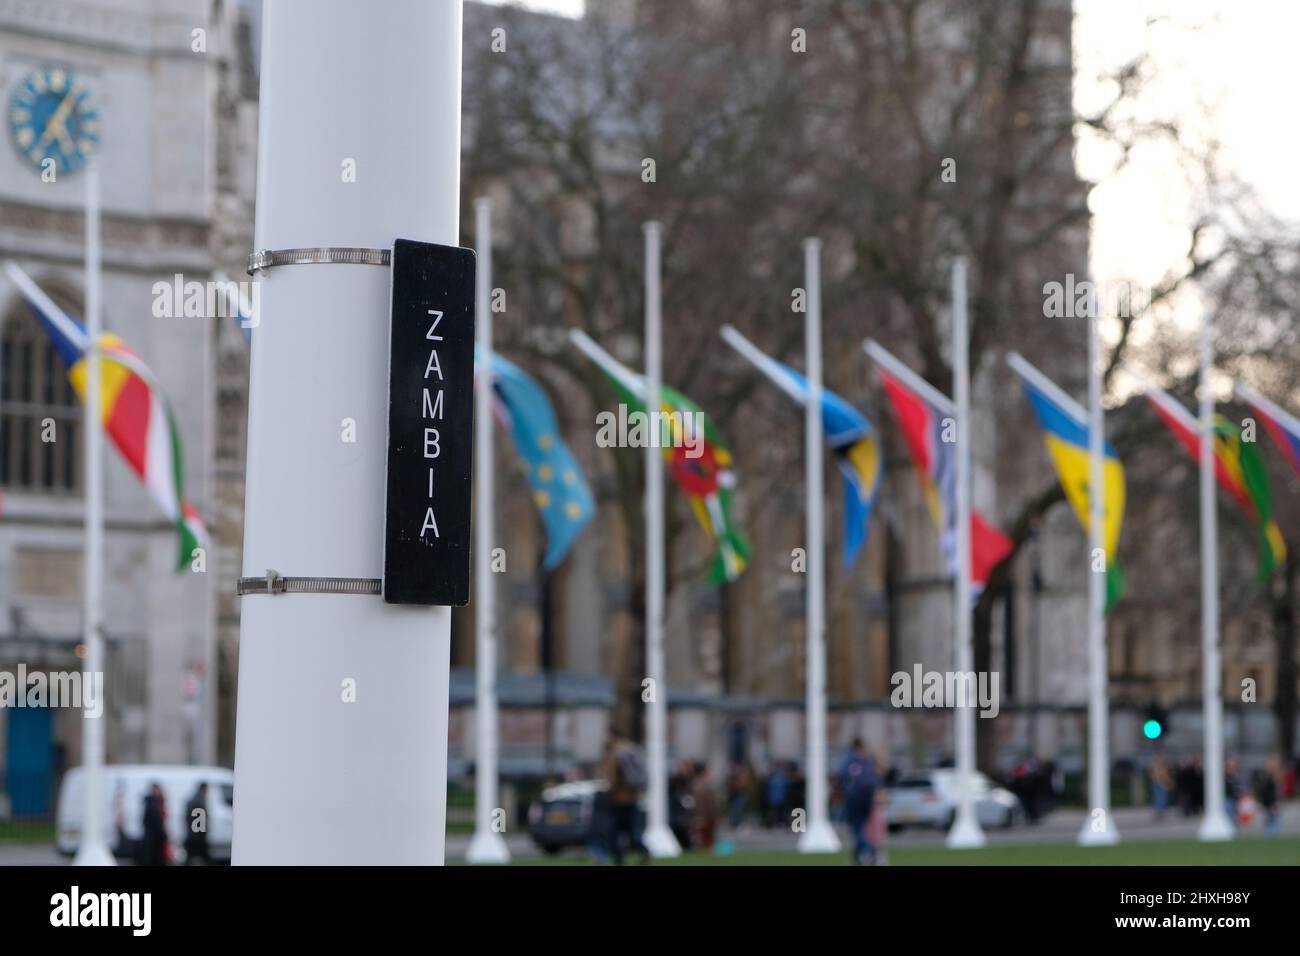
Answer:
[237,569,382,597]
[246,247,392,275]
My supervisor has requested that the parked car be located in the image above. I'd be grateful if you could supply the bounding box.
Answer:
[525,778,694,855]
[527,780,602,855]
[884,769,1022,832]
[56,764,234,863]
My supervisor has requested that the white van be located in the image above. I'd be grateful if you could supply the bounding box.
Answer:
[56,765,234,863]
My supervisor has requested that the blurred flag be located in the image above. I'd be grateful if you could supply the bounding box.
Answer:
[570,330,750,585]
[865,340,1012,594]
[5,262,209,571]
[1145,384,1286,580]
[475,349,594,570]
[720,325,881,567]
[1236,382,1300,479]
[1008,353,1125,610]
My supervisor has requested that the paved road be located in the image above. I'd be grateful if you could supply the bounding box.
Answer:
[5,804,1294,865]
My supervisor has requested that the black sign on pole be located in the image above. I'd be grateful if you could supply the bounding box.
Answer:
[383,238,475,606]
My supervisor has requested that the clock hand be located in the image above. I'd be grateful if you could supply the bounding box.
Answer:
[37,91,79,150]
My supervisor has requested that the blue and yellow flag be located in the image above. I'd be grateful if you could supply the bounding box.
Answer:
[1009,354,1126,610]
[477,350,595,570]
[722,326,882,567]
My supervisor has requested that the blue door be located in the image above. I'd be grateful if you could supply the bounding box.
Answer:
[5,706,54,816]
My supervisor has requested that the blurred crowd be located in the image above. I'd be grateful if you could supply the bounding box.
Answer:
[1147,753,1292,831]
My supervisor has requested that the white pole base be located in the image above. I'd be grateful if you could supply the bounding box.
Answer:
[72,841,116,867]
[797,818,842,854]
[643,822,682,858]
[1197,810,1235,842]
[1077,816,1121,846]
[945,808,987,849]
[465,829,512,864]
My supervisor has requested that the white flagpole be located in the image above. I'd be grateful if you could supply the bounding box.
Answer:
[641,221,679,858]
[1198,310,1234,841]
[947,257,985,849]
[232,0,460,864]
[73,160,114,866]
[1078,291,1118,845]
[797,238,839,854]
[466,197,509,863]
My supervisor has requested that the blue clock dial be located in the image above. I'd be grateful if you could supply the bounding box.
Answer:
[9,67,100,177]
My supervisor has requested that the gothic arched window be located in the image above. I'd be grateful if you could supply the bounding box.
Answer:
[0,289,82,493]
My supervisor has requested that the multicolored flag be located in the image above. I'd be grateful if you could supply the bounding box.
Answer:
[4,262,209,570]
[1008,353,1126,610]
[475,349,595,570]
[570,330,750,585]
[1236,382,1300,479]
[864,340,1013,593]
[720,325,882,567]
[1144,384,1286,580]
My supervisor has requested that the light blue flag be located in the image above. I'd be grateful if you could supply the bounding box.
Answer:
[477,350,595,570]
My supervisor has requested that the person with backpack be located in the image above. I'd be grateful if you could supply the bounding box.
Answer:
[600,730,649,864]
[837,739,879,865]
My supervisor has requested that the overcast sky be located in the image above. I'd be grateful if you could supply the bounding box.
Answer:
[1076,0,1299,317]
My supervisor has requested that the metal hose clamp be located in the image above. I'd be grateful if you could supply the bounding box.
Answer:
[237,569,382,597]
[246,247,392,276]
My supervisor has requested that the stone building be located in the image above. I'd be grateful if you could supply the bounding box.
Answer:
[0,0,227,815]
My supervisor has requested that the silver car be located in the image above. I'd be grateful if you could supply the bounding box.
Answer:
[884,770,1022,832]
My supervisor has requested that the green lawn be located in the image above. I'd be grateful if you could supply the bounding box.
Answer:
[505,836,1300,867]
[0,820,55,844]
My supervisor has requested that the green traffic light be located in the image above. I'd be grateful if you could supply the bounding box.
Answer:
[1143,719,1163,740]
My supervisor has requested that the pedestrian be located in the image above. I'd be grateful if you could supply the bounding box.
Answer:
[599,731,649,865]
[1175,757,1197,817]
[1224,754,1243,823]
[668,759,696,852]
[726,764,752,830]
[184,782,210,864]
[765,763,790,829]
[691,762,719,850]
[837,739,878,865]
[138,782,170,866]
[1254,754,1283,835]
[1148,754,1173,820]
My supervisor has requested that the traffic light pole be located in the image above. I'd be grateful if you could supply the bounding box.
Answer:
[232,0,464,865]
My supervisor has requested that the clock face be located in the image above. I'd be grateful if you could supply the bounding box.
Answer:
[9,66,100,177]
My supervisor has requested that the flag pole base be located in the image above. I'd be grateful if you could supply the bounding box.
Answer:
[797,818,841,854]
[72,840,116,867]
[1077,815,1121,846]
[644,822,681,858]
[465,828,511,864]
[945,806,986,849]
[1197,810,1235,842]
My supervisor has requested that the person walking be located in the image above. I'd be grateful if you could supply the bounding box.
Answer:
[837,739,879,865]
[691,762,719,850]
[1148,754,1173,821]
[764,763,790,829]
[184,782,210,865]
[600,731,649,865]
[1255,754,1283,835]
[138,782,170,866]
